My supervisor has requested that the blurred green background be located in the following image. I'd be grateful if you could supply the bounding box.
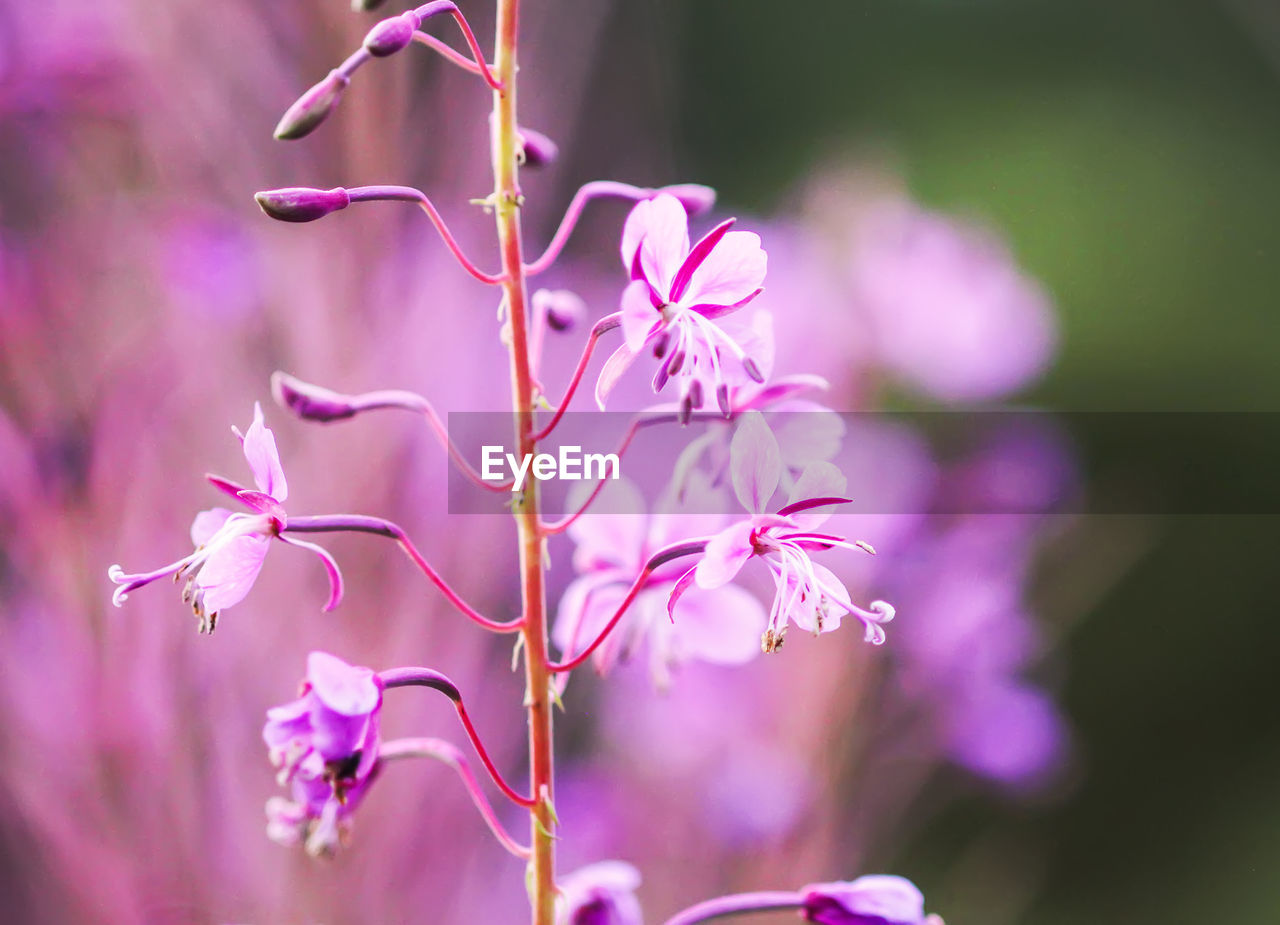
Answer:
[648,1,1278,922]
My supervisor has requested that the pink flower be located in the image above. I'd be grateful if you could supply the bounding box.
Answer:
[108,403,341,632]
[262,651,383,857]
[675,412,893,653]
[557,861,644,925]
[596,192,768,417]
[851,201,1055,402]
[553,478,765,687]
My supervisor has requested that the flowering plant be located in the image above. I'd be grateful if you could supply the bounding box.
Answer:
[99,3,989,922]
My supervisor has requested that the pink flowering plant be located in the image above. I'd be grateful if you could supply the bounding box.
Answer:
[106,2,946,923]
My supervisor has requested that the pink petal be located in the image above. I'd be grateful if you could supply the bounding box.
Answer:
[206,473,253,505]
[240,402,288,503]
[694,521,754,589]
[278,534,344,611]
[635,193,690,297]
[785,462,849,528]
[669,217,735,302]
[305,651,380,716]
[620,279,661,353]
[195,533,270,613]
[671,582,766,664]
[595,342,639,410]
[729,411,781,515]
[190,507,234,547]
[681,230,767,310]
[787,562,849,635]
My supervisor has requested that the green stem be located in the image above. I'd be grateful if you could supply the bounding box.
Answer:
[490,2,556,923]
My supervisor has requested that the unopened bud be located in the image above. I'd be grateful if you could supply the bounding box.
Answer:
[255,187,351,223]
[274,71,349,141]
[659,184,717,217]
[540,291,586,335]
[271,372,358,422]
[364,12,419,57]
[518,126,559,167]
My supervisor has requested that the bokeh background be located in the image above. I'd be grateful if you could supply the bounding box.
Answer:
[2,1,1278,923]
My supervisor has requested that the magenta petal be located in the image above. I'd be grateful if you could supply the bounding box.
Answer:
[673,582,766,664]
[729,411,781,515]
[207,473,253,505]
[680,230,766,309]
[240,402,288,503]
[190,507,234,547]
[194,533,270,613]
[694,521,754,589]
[595,342,639,409]
[278,534,344,611]
[620,279,660,353]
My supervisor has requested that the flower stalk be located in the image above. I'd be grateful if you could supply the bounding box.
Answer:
[487,1,557,920]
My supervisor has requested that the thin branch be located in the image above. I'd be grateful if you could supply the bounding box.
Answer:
[381,737,532,858]
[530,313,621,441]
[346,185,506,284]
[524,181,653,275]
[283,515,523,632]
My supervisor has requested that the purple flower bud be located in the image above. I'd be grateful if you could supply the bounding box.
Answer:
[272,372,358,422]
[533,288,587,331]
[274,70,349,141]
[254,187,351,223]
[559,862,643,925]
[518,126,559,167]
[363,13,419,57]
[801,876,929,925]
[658,183,717,217]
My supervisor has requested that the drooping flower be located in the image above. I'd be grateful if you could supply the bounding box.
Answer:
[266,762,381,858]
[553,477,765,688]
[108,403,341,632]
[801,875,941,925]
[596,192,768,418]
[262,651,384,857]
[675,412,892,653]
[557,861,644,925]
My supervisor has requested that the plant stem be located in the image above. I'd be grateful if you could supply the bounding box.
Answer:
[490,1,556,922]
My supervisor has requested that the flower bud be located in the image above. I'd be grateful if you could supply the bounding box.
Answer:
[363,12,418,57]
[533,288,587,332]
[274,71,349,141]
[271,372,358,422]
[518,126,559,167]
[801,876,930,925]
[659,183,717,217]
[255,187,351,223]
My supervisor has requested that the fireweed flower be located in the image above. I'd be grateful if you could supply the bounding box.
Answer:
[108,403,341,632]
[557,861,643,925]
[263,651,383,856]
[801,875,941,925]
[677,412,893,653]
[596,192,768,417]
[553,477,765,687]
